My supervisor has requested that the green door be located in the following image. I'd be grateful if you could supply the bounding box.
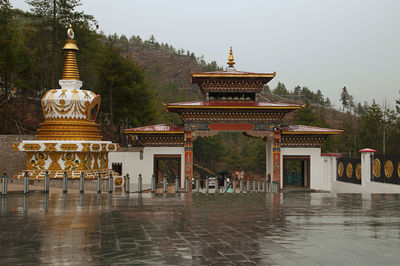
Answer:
[284,159,306,186]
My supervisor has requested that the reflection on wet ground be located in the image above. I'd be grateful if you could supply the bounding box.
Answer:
[1,192,400,265]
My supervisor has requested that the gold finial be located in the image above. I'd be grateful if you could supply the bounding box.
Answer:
[62,24,80,80]
[227,46,235,67]
[67,24,74,40]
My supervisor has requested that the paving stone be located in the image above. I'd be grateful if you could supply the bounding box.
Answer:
[1,192,400,264]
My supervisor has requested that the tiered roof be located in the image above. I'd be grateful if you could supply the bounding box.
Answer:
[281,125,343,135]
[166,101,301,109]
[124,47,343,148]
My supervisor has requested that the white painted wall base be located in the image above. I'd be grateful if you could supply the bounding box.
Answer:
[331,180,400,193]
[109,146,184,192]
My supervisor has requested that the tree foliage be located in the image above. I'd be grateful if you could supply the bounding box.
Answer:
[96,39,156,142]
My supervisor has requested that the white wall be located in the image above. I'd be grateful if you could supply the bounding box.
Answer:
[109,146,185,192]
[280,147,326,190]
[265,139,273,180]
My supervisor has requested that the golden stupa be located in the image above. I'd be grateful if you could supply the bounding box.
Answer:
[13,25,119,179]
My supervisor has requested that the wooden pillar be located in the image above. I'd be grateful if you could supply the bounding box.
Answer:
[184,131,193,184]
[272,130,281,186]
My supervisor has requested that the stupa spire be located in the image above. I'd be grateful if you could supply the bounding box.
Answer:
[62,24,80,80]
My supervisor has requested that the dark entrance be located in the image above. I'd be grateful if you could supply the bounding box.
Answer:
[153,155,181,186]
[112,162,122,175]
[283,156,310,187]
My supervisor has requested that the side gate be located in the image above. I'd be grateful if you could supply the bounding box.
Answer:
[337,157,361,185]
[371,154,400,185]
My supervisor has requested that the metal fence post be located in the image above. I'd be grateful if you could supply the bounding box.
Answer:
[24,171,29,194]
[196,177,199,193]
[2,171,7,196]
[163,174,167,193]
[233,179,236,193]
[246,179,250,193]
[240,179,243,193]
[44,170,50,193]
[206,177,209,194]
[126,174,130,193]
[109,172,113,193]
[257,181,261,193]
[80,172,85,193]
[151,175,156,193]
[63,171,68,193]
[138,174,142,193]
[97,173,101,193]
[175,176,179,193]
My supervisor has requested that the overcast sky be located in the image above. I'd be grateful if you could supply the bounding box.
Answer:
[11,0,400,108]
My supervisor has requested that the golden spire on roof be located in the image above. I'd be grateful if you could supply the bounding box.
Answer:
[227,46,235,68]
[62,24,80,80]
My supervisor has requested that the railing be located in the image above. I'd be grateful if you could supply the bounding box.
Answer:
[337,157,361,185]
[1,171,279,195]
[371,154,400,185]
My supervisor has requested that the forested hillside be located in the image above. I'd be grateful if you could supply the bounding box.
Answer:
[1,0,400,176]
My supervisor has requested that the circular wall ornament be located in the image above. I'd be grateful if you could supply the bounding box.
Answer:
[384,160,394,178]
[355,163,361,180]
[114,177,123,186]
[372,159,381,178]
[398,162,400,178]
[338,162,344,177]
[346,163,353,178]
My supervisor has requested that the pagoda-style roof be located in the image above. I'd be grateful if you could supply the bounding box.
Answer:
[281,125,344,135]
[124,124,184,134]
[191,70,276,98]
[191,70,276,82]
[280,125,343,148]
[166,101,303,109]
[166,101,304,128]
[190,48,276,100]
[123,124,184,147]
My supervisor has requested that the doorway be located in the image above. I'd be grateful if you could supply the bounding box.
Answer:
[153,155,181,186]
[283,156,310,187]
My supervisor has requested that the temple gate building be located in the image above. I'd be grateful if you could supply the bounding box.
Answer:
[13,25,119,180]
[110,48,342,191]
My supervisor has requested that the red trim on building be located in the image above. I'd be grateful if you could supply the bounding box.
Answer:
[208,123,255,131]
[358,148,377,153]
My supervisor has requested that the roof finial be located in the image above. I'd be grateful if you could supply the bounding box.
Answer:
[67,24,74,40]
[227,46,235,68]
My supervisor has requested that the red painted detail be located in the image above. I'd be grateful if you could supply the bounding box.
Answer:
[274,131,281,142]
[186,131,192,142]
[184,142,193,180]
[208,123,254,131]
[272,142,281,183]
[358,148,377,153]
[321,153,343,157]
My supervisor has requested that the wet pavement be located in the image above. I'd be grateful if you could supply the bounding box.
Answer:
[1,192,400,265]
